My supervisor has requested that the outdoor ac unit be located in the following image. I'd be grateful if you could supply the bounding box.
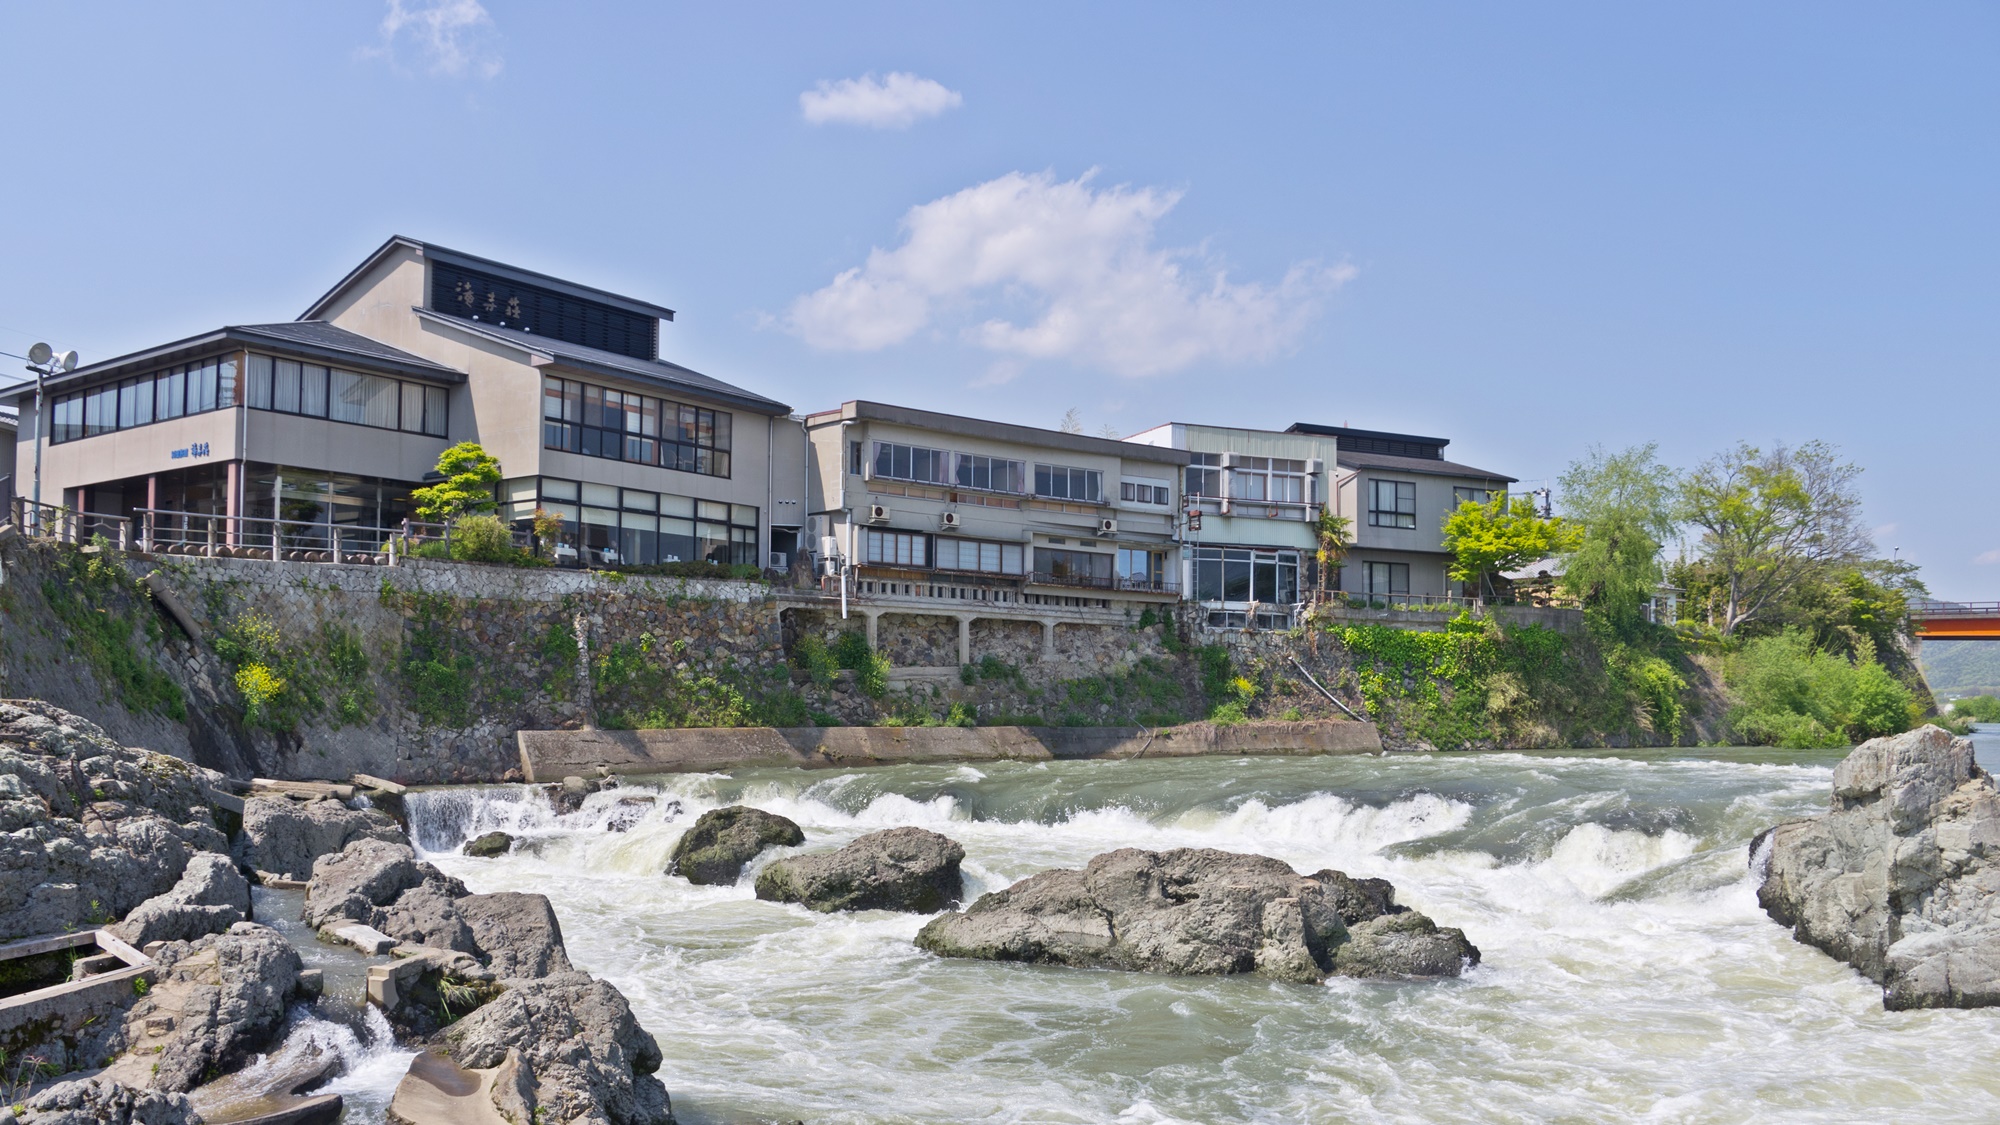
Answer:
[940,511,962,530]
[1305,458,1325,476]
[867,504,891,524]
[769,552,789,570]
[1098,517,1117,535]
[1219,451,1242,468]
[819,535,841,559]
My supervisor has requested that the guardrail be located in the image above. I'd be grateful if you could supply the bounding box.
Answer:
[7,497,132,546]
[1911,600,2000,619]
[132,508,455,564]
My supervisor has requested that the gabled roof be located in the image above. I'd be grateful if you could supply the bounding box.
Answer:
[1335,448,1516,483]
[803,400,1191,464]
[0,323,463,405]
[415,309,789,416]
[300,235,677,323]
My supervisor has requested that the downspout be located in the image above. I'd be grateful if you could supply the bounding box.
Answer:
[837,420,854,618]
[765,414,774,571]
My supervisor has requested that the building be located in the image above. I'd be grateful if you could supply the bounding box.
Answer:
[1286,422,1516,600]
[800,401,1185,655]
[1125,422,1339,629]
[0,410,15,515]
[1,237,801,567]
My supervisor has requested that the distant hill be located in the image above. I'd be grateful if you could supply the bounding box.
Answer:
[1919,640,2000,697]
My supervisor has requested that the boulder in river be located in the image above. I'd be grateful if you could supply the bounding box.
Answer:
[0,700,231,942]
[432,970,673,1125]
[463,830,515,857]
[108,851,252,948]
[755,826,963,913]
[12,1077,197,1125]
[301,838,467,930]
[915,847,1477,983]
[233,795,404,883]
[1756,724,2000,1010]
[670,805,805,885]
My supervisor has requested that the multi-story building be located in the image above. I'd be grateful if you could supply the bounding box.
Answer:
[0,411,15,514]
[1286,422,1516,600]
[1125,422,1339,629]
[801,401,1185,655]
[1,237,802,568]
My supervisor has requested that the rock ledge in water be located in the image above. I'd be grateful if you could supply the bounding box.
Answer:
[1756,724,2000,1010]
[755,827,963,913]
[233,795,404,883]
[915,847,1477,983]
[671,805,804,885]
[464,830,515,857]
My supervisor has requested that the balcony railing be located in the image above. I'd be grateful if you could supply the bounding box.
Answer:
[1028,570,1179,595]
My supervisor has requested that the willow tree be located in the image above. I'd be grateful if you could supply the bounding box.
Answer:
[1557,443,1679,631]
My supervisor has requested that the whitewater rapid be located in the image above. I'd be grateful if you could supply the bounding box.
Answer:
[342,732,2000,1124]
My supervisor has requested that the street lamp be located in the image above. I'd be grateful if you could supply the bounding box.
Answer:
[23,342,79,528]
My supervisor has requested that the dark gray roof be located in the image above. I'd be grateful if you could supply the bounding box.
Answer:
[0,411,15,433]
[301,235,676,323]
[416,309,789,415]
[1336,448,1516,483]
[805,400,1191,465]
[0,322,463,405]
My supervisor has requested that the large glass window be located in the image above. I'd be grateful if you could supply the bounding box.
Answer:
[1186,452,1222,498]
[1366,561,1410,595]
[541,375,732,478]
[1034,464,1103,502]
[951,453,1026,494]
[1034,547,1113,586]
[865,529,929,567]
[936,538,1025,575]
[1191,547,1300,604]
[1227,456,1306,504]
[1453,486,1494,508]
[1116,548,1170,590]
[51,355,244,444]
[872,441,951,485]
[1368,479,1418,529]
[1122,479,1171,505]
[505,476,756,567]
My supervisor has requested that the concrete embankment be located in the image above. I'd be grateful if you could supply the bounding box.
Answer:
[516,719,1383,780]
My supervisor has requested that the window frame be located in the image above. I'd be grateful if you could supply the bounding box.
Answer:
[1367,479,1418,529]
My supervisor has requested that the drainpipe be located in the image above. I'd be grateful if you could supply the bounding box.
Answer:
[836,419,854,619]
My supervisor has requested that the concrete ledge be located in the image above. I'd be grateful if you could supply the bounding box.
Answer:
[0,929,154,1052]
[517,719,1382,780]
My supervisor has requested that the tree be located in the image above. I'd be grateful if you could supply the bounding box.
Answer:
[1058,408,1084,434]
[1442,496,1580,600]
[412,442,502,523]
[1313,509,1352,604]
[1557,444,1679,630]
[1677,441,1869,636]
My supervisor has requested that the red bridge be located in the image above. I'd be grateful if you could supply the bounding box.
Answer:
[1911,601,2000,640]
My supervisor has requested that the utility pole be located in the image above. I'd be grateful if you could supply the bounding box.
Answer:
[22,343,79,529]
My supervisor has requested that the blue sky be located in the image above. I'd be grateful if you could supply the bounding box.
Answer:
[2,3,1996,596]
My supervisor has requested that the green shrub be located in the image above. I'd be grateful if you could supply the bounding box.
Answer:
[40,546,185,719]
[449,514,516,564]
[1725,630,1918,748]
[793,634,838,687]
[945,702,978,727]
[1951,695,2000,723]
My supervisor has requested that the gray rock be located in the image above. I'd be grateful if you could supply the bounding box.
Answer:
[0,700,231,941]
[18,1078,195,1125]
[457,892,573,980]
[300,838,466,930]
[1310,869,1408,926]
[108,852,252,947]
[1331,911,1481,978]
[233,796,403,882]
[438,971,672,1125]
[1757,725,2000,1010]
[90,923,304,1093]
[755,827,963,913]
[463,830,515,857]
[670,805,804,885]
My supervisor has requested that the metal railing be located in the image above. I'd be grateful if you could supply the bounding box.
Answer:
[1028,570,1180,595]
[7,497,134,547]
[1911,600,2000,619]
[131,508,453,564]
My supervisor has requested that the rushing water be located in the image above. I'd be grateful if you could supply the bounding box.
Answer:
[343,727,2000,1125]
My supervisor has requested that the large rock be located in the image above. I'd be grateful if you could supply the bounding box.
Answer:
[755,827,963,913]
[670,805,803,885]
[0,700,230,941]
[456,892,573,980]
[233,795,403,882]
[15,1078,195,1125]
[91,923,305,1093]
[1332,912,1482,978]
[916,848,1476,983]
[301,838,467,930]
[108,851,252,947]
[437,971,673,1125]
[1756,725,2000,1010]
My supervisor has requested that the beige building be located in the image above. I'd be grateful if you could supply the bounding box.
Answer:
[1124,422,1339,629]
[800,401,1186,655]
[0,411,15,514]
[1286,423,1517,600]
[2,237,801,567]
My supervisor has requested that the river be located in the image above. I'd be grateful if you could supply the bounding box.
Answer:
[325,726,2000,1124]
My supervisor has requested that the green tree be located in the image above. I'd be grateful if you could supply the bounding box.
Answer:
[1557,444,1679,631]
[1443,496,1580,600]
[1677,441,1869,636]
[1725,629,1916,747]
[412,443,502,523]
[1313,508,1352,604]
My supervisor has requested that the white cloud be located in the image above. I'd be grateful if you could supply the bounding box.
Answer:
[370,0,502,79]
[1976,548,2000,565]
[785,170,1352,377]
[799,72,963,129]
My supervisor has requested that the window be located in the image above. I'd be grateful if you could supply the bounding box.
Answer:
[865,529,929,567]
[1368,479,1418,529]
[1034,464,1103,502]
[1035,547,1113,585]
[953,453,1026,494]
[1186,453,1222,498]
[242,354,442,436]
[1121,479,1171,505]
[510,477,757,567]
[540,376,731,478]
[1366,561,1410,596]
[1116,548,1169,590]
[936,538,1026,575]
[50,355,243,444]
[872,441,951,484]
[849,441,863,476]
[1453,486,1494,508]
[1228,456,1307,505]
[1191,547,1300,605]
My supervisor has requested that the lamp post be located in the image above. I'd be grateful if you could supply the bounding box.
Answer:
[22,343,77,529]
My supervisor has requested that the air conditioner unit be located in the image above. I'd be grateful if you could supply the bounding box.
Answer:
[769,552,789,570]
[1219,451,1242,469]
[1305,458,1325,476]
[867,504,890,524]
[819,535,841,559]
[940,511,962,530]
[1098,517,1117,535]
